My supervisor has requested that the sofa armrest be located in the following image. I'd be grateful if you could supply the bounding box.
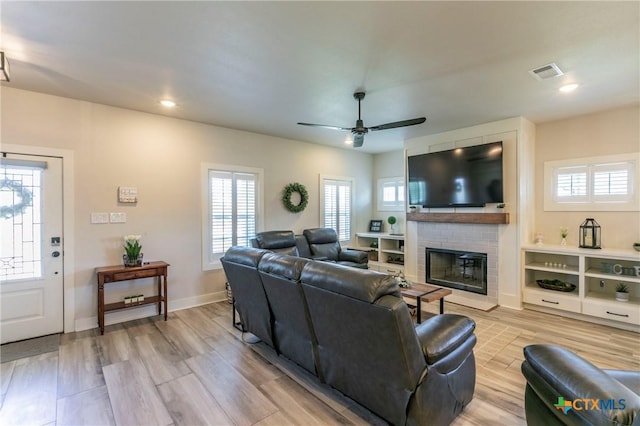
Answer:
[338,248,368,264]
[415,314,475,364]
[521,344,640,426]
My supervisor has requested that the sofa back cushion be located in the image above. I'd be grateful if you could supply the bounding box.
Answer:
[295,234,312,258]
[221,246,274,347]
[300,260,427,425]
[258,253,319,374]
[255,230,299,256]
[303,228,341,260]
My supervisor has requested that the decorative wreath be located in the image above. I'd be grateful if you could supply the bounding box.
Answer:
[0,178,33,219]
[282,182,309,213]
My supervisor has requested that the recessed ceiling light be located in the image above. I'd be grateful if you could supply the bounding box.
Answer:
[559,84,579,93]
[344,136,353,145]
[160,99,176,107]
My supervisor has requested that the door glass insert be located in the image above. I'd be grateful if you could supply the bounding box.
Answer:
[0,163,44,281]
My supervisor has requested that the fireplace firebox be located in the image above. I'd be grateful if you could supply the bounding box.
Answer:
[426,248,487,295]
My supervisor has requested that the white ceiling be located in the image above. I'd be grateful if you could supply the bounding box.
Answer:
[1,1,638,153]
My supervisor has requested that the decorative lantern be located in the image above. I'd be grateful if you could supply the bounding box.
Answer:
[579,218,601,249]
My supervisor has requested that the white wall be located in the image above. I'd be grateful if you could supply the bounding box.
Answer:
[534,105,639,249]
[372,150,405,233]
[1,87,374,330]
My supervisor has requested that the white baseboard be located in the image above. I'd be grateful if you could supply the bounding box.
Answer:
[498,293,522,310]
[74,290,226,332]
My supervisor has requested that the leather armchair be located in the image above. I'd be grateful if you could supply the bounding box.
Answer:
[521,344,640,426]
[302,227,368,268]
[252,230,299,256]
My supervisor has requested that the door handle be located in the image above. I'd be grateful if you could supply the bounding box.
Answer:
[52,251,60,257]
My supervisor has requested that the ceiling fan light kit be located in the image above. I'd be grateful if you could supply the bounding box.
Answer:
[298,91,426,148]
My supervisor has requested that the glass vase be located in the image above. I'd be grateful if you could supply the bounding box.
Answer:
[561,237,567,246]
[123,253,143,267]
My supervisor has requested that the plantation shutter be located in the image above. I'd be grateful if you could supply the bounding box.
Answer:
[592,162,633,202]
[323,178,352,241]
[554,165,588,202]
[209,170,257,256]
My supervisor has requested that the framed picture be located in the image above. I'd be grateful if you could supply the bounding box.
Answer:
[369,220,383,232]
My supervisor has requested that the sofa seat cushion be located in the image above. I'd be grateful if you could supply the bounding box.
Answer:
[416,314,476,364]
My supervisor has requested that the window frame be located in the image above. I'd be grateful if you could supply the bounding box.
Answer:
[319,174,354,243]
[544,153,639,212]
[377,176,405,211]
[201,163,264,270]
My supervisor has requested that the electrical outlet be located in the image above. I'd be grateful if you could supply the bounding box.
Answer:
[110,212,127,223]
[91,212,109,224]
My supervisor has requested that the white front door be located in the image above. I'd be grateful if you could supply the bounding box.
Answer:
[0,153,64,344]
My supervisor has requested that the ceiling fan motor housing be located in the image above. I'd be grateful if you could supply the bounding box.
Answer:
[353,119,368,134]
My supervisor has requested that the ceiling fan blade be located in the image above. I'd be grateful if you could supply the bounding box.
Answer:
[368,117,426,131]
[353,133,365,148]
[297,122,352,132]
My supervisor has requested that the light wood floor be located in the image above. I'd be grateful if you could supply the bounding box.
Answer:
[1,300,639,426]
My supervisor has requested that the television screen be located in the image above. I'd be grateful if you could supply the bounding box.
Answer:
[408,141,503,208]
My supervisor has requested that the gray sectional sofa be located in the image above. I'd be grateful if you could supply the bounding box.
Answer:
[251,228,369,268]
[221,245,477,426]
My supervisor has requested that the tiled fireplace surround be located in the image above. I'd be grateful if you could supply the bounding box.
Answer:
[416,222,499,308]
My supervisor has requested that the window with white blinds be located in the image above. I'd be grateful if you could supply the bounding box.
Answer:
[377,177,405,211]
[202,164,263,270]
[554,166,588,202]
[544,153,638,211]
[321,176,353,242]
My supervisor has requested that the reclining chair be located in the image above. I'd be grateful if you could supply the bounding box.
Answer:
[251,230,299,256]
[302,227,368,269]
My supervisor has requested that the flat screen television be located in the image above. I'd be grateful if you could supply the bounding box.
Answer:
[408,141,503,208]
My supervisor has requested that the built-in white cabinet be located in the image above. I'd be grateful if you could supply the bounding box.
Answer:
[355,233,404,274]
[522,245,640,329]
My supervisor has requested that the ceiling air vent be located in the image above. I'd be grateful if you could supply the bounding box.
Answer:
[529,63,564,81]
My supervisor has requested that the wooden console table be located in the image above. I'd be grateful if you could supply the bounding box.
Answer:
[95,261,169,335]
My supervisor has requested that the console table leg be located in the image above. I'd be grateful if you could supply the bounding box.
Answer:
[163,273,168,321]
[157,275,161,316]
[98,280,105,335]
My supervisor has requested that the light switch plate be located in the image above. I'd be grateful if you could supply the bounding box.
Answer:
[118,186,138,203]
[109,212,127,223]
[91,212,109,224]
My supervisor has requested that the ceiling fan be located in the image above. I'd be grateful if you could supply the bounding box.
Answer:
[298,92,426,148]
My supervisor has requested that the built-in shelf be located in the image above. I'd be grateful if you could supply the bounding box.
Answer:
[354,233,404,274]
[406,212,509,225]
[521,245,640,329]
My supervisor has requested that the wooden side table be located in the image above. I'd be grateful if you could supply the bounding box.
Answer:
[95,261,169,335]
[401,282,452,323]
